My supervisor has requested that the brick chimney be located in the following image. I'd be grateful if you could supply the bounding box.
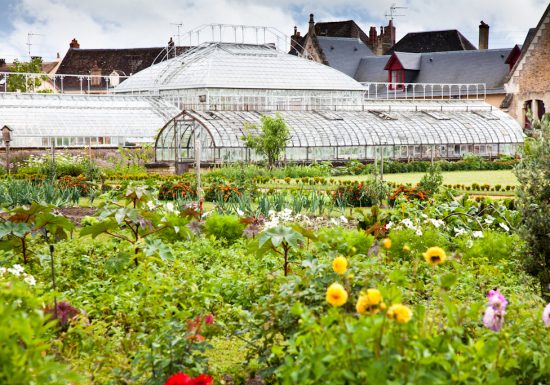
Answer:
[290,26,301,53]
[70,38,80,49]
[479,21,489,50]
[369,26,378,46]
[308,13,315,36]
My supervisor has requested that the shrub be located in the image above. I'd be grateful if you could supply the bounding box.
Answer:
[333,179,390,207]
[57,175,93,196]
[158,180,195,200]
[204,182,243,202]
[203,214,246,244]
[389,185,427,206]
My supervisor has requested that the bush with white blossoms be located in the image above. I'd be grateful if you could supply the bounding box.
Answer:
[0,264,36,286]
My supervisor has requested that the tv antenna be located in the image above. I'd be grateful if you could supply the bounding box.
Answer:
[170,22,184,46]
[385,3,407,21]
[27,32,43,57]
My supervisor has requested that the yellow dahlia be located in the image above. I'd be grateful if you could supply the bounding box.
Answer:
[403,245,411,252]
[423,246,447,265]
[356,288,383,314]
[326,283,348,307]
[387,304,413,324]
[332,256,348,275]
[382,238,392,249]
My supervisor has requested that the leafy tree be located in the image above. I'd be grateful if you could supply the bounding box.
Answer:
[7,57,48,92]
[242,113,290,168]
[514,113,550,299]
[418,164,443,196]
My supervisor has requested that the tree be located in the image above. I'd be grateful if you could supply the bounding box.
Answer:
[7,57,48,92]
[514,113,550,299]
[242,113,290,167]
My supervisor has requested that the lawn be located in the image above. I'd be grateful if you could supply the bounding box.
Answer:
[335,170,518,186]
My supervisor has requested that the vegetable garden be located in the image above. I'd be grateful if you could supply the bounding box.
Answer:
[1,118,550,385]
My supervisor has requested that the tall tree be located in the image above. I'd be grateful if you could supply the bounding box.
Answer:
[242,113,290,168]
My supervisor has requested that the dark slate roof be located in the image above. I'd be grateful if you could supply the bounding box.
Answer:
[393,52,421,70]
[56,46,189,90]
[414,49,511,90]
[314,20,370,46]
[317,36,374,77]
[386,30,476,54]
[354,56,390,82]
[355,48,512,93]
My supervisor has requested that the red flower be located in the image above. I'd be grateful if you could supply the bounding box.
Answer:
[191,374,213,385]
[164,372,192,385]
[204,314,215,325]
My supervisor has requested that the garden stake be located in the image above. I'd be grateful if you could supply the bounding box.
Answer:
[50,244,58,319]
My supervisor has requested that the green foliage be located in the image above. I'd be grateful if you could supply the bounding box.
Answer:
[242,113,290,167]
[0,179,80,208]
[418,164,443,196]
[256,225,305,276]
[515,113,550,298]
[7,57,48,92]
[0,278,80,384]
[203,214,246,244]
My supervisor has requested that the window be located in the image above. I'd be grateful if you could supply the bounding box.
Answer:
[388,70,404,90]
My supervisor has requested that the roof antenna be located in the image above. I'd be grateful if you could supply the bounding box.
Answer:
[27,32,43,58]
[170,22,184,46]
[385,3,407,21]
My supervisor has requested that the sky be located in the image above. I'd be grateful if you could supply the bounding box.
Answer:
[0,0,547,62]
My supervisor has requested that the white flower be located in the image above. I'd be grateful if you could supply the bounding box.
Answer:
[386,221,394,230]
[165,202,175,212]
[236,209,244,217]
[23,275,36,286]
[146,200,156,211]
[420,213,429,219]
[8,264,24,277]
[485,215,495,225]
[454,227,467,236]
[174,226,180,234]
[339,216,348,224]
[472,231,484,238]
[0,267,6,276]
[499,222,510,232]
[465,239,474,249]
[428,218,445,228]
[401,218,414,229]
[415,228,423,236]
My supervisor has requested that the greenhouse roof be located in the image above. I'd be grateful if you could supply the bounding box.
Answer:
[0,93,180,144]
[113,42,366,93]
[172,100,523,148]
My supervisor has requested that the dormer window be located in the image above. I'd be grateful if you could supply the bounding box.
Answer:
[389,69,404,90]
[91,65,101,86]
[384,52,421,91]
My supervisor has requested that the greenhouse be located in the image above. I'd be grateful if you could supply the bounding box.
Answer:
[0,93,179,147]
[154,100,523,164]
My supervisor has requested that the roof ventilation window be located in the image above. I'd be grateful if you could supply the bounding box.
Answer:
[422,110,450,120]
[194,111,220,120]
[313,110,343,120]
[472,110,500,120]
[368,110,398,120]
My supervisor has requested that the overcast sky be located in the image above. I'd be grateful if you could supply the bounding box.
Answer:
[0,0,547,62]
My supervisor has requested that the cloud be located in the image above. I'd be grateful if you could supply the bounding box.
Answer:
[0,0,546,62]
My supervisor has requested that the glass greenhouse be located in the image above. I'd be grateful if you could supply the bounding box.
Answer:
[0,93,179,147]
[0,40,524,165]
[155,100,523,164]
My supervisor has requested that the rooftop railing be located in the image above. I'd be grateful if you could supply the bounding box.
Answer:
[361,82,487,100]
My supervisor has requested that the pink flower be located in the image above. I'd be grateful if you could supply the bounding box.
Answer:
[543,303,550,326]
[204,314,215,325]
[483,306,505,331]
[487,289,508,311]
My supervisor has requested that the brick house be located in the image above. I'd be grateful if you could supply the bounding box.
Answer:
[503,3,550,128]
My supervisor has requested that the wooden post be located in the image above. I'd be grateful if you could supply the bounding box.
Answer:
[194,123,201,202]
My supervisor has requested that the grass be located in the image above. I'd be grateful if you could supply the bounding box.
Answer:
[334,170,519,186]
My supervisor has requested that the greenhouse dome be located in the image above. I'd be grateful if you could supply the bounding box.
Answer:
[113,42,366,110]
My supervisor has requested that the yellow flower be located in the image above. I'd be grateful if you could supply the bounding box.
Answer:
[332,256,348,275]
[382,238,392,249]
[387,304,412,324]
[423,247,447,265]
[355,288,383,314]
[326,283,348,307]
[403,245,411,252]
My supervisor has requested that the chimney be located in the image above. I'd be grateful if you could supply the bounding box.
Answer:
[308,13,315,36]
[479,21,489,50]
[369,26,378,45]
[69,38,80,49]
[0,58,5,66]
[290,26,300,53]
